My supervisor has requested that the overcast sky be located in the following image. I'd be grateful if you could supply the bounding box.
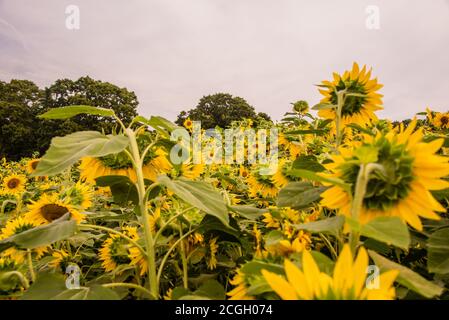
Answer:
[1,0,448,121]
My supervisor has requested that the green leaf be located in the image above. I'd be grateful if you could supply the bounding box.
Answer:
[240,261,284,276]
[265,230,285,246]
[292,155,325,172]
[38,105,115,119]
[21,273,68,300]
[368,250,444,298]
[33,131,129,176]
[312,103,336,110]
[293,216,344,237]
[158,176,229,227]
[360,217,410,250]
[21,273,120,300]
[0,214,77,251]
[198,215,239,239]
[228,205,267,220]
[277,182,327,209]
[427,227,449,274]
[287,169,351,192]
[134,115,181,138]
[346,123,374,135]
[193,280,225,300]
[95,175,138,206]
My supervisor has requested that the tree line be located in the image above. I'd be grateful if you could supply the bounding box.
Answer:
[1,77,271,160]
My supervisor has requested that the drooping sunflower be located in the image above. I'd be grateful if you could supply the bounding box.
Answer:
[318,62,383,129]
[99,226,139,273]
[320,119,449,230]
[0,217,48,264]
[247,172,278,199]
[227,270,255,300]
[431,112,449,129]
[176,162,204,180]
[272,159,300,188]
[2,174,26,195]
[26,193,85,225]
[49,250,70,270]
[206,237,219,270]
[79,148,171,184]
[262,244,398,300]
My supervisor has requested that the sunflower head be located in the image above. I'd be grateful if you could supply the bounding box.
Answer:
[183,118,193,130]
[262,245,399,300]
[321,120,449,230]
[292,100,309,114]
[318,62,383,128]
[26,159,40,174]
[432,112,449,129]
[26,193,84,225]
[62,182,94,210]
[2,174,26,195]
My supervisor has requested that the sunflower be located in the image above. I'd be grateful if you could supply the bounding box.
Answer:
[227,270,255,300]
[318,62,383,130]
[272,159,300,188]
[49,250,70,270]
[320,119,449,230]
[25,159,41,174]
[2,174,26,195]
[279,133,302,159]
[238,165,250,178]
[62,182,94,210]
[431,112,449,129]
[80,148,171,184]
[177,162,204,180]
[99,226,138,273]
[0,217,48,264]
[206,237,219,270]
[247,172,278,199]
[183,118,193,131]
[26,193,85,225]
[129,245,148,276]
[262,244,398,300]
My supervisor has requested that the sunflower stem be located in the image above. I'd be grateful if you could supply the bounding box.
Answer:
[178,224,189,289]
[349,163,385,253]
[335,90,346,150]
[125,128,159,299]
[26,249,36,283]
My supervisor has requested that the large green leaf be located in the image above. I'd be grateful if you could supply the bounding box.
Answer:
[277,182,327,209]
[33,131,129,176]
[361,217,410,250]
[38,105,115,119]
[292,155,325,172]
[228,205,267,220]
[158,176,229,227]
[368,250,444,298]
[21,273,119,300]
[96,175,138,205]
[293,216,344,237]
[0,214,77,251]
[427,227,449,274]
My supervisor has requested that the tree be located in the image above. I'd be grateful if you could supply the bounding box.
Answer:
[0,77,139,160]
[175,93,271,128]
[0,80,43,160]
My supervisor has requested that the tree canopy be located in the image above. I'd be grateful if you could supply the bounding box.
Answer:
[0,77,138,160]
[175,93,271,128]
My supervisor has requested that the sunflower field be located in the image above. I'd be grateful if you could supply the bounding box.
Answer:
[1,63,449,300]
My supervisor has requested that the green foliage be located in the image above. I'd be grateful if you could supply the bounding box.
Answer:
[0,77,138,160]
